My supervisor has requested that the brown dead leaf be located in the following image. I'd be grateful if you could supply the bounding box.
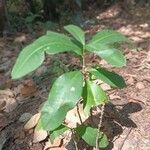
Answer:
[33,130,48,143]
[48,148,67,150]
[14,127,25,139]
[20,80,36,97]
[4,98,17,112]
[101,83,111,91]
[0,89,14,97]
[44,139,64,150]
[65,105,87,128]
[0,75,12,89]
[0,89,17,112]
[126,76,135,85]
[109,94,121,100]
[24,113,40,131]
[136,82,145,89]
[14,35,27,43]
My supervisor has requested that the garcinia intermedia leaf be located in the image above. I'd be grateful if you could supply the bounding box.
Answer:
[40,71,83,131]
[11,36,46,79]
[76,125,109,148]
[86,44,126,67]
[46,31,82,55]
[89,67,126,88]
[49,125,69,143]
[90,29,130,45]
[11,31,82,79]
[82,80,108,116]
[64,24,85,45]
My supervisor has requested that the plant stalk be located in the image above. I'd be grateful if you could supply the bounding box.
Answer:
[77,103,83,124]
[95,104,105,150]
[71,129,79,150]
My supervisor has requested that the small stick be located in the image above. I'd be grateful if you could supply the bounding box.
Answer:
[90,108,94,124]
[118,128,132,150]
[71,129,79,150]
[77,103,83,124]
[95,104,105,150]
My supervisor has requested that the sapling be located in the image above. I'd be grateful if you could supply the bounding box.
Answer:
[12,24,130,149]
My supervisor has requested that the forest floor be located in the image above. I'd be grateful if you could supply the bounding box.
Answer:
[0,3,150,150]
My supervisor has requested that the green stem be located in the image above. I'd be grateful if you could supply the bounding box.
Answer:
[77,103,83,124]
[95,104,105,150]
[82,46,86,73]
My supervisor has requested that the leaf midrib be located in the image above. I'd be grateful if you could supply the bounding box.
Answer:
[14,41,76,75]
[91,32,121,44]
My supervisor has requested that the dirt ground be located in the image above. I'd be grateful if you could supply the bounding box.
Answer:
[0,3,150,150]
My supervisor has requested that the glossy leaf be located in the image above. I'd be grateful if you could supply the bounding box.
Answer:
[11,31,82,79]
[89,68,126,88]
[11,36,47,79]
[82,80,108,115]
[64,25,85,45]
[86,44,126,67]
[40,71,83,131]
[49,125,69,143]
[76,125,109,148]
[91,29,130,45]
[46,31,82,55]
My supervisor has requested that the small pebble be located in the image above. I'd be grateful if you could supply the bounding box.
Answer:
[19,113,32,123]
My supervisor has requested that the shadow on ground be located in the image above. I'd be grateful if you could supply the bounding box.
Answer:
[66,102,142,150]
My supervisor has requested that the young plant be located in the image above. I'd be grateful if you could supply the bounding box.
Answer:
[11,25,130,149]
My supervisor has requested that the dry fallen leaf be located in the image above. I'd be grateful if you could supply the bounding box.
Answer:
[14,35,27,43]
[24,113,41,131]
[14,127,25,139]
[126,76,135,85]
[33,130,48,143]
[44,138,64,150]
[0,89,14,97]
[136,82,145,89]
[109,93,121,100]
[20,80,36,97]
[4,98,18,112]
[101,83,111,91]
[0,89,17,112]
[65,105,87,128]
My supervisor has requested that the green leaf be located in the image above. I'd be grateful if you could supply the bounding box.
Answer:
[64,25,85,45]
[49,125,69,143]
[86,44,126,67]
[82,80,108,115]
[76,125,109,148]
[11,31,82,79]
[11,36,48,79]
[40,71,83,131]
[46,31,82,56]
[89,68,126,88]
[91,29,130,45]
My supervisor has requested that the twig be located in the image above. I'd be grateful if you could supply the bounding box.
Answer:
[90,108,94,124]
[71,129,79,150]
[76,103,83,124]
[95,104,105,150]
[118,128,132,150]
